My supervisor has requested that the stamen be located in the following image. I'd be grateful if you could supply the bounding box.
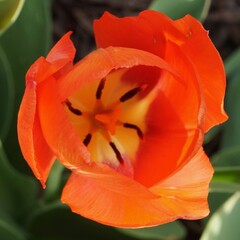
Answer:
[65,100,82,116]
[83,133,92,147]
[109,142,124,164]
[120,86,142,102]
[96,78,106,99]
[123,123,144,139]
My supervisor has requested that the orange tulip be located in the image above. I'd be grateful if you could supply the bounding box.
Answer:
[17,10,227,228]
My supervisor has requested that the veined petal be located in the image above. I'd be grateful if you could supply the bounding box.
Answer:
[46,31,76,71]
[26,32,75,84]
[57,46,181,100]
[93,11,184,58]
[150,148,214,219]
[134,120,202,187]
[61,165,174,228]
[38,77,91,169]
[18,32,77,186]
[61,148,212,227]
[134,41,204,186]
[173,15,228,131]
[17,80,54,187]
[159,41,204,129]
[25,56,53,84]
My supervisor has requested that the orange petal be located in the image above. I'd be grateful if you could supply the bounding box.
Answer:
[57,46,180,100]
[134,41,204,186]
[150,148,214,219]
[25,56,53,84]
[17,80,54,187]
[37,77,91,169]
[46,31,76,71]
[93,11,183,58]
[18,32,76,186]
[61,148,212,227]
[158,41,204,129]
[61,165,174,228]
[173,15,228,131]
[26,32,75,84]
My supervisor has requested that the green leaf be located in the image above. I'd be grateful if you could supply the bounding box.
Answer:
[43,161,65,202]
[0,140,38,221]
[207,192,232,217]
[225,47,240,77]
[210,182,240,193]
[0,219,25,240]
[0,0,52,173]
[213,167,240,182]
[0,45,14,141]
[211,146,240,167]
[27,203,138,240]
[204,125,222,144]
[202,192,232,227]
[220,48,240,149]
[210,167,240,193]
[149,0,211,21]
[0,0,25,35]
[221,73,240,149]
[117,220,186,240]
[201,192,240,240]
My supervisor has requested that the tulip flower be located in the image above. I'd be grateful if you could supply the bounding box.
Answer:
[18,10,227,227]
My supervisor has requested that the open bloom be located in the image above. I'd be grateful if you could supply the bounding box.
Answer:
[18,10,227,227]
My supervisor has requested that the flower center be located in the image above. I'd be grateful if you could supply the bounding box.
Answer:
[63,68,156,176]
[94,107,122,135]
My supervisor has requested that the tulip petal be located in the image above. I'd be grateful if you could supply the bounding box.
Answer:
[37,77,91,169]
[61,148,212,227]
[61,165,174,228]
[46,31,76,70]
[173,15,228,131]
[26,32,75,84]
[18,32,76,186]
[93,11,183,58]
[134,41,204,186]
[17,80,54,187]
[25,56,53,84]
[57,46,180,100]
[150,148,213,219]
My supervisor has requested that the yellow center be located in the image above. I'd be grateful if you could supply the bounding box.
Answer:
[64,68,157,176]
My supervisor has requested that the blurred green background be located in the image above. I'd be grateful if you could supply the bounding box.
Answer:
[0,0,240,239]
